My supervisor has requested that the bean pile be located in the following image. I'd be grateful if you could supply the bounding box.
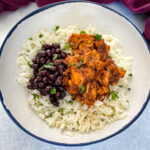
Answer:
[27,43,68,106]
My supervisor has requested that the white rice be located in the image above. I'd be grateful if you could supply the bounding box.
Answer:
[17,25,132,134]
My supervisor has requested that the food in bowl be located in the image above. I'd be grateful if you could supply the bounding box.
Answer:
[17,25,132,134]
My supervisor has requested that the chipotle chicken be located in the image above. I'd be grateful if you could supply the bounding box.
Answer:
[63,33,126,107]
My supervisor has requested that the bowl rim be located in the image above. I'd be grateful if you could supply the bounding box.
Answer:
[0,0,150,147]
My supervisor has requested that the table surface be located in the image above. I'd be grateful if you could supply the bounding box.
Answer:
[0,1,150,150]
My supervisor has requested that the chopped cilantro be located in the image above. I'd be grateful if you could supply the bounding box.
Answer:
[119,85,123,88]
[53,54,58,60]
[50,88,56,95]
[27,62,31,67]
[33,94,39,99]
[80,31,86,34]
[29,37,33,40]
[44,62,53,68]
[68,100,73,104]
[70,42,74,47]
[80,85,85,93]
[37,101,43,106]
[27,49,30,53]
[110,91,119,100]
[58,107,64,113]
[39,34,43,38]
[62,44,69,51]
[128,88,131,91]
[54,25,60,31]
[77,60,83,68]
[71,62,76,66]
[94,34,102,40]
[129,73,132,77]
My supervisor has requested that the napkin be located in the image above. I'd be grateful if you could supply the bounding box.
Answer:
[0,0,149,46]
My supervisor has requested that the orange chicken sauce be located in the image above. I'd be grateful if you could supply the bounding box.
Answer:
[63,33,126,107]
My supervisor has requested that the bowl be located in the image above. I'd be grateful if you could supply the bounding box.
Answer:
[0,0,150,146]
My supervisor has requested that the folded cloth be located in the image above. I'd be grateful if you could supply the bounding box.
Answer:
[0,0,150,46]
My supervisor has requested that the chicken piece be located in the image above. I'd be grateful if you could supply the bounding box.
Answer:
[70,67,85,86]
[79,82,97,107]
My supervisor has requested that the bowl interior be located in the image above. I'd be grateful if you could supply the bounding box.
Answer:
[0,1,150,145]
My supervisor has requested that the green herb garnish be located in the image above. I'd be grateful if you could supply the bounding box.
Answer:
[27,49,30,53]
[37,101,43,106]
[29,37,33,40]
[62,44,69,51]
[50,88,56,95]
[70,42,74,47]
[80,31,86,34]
[68,100,73,104]
[45,113,53,118]
[58,108,64,113]
[94,34,102,40]
[71,62,76,66]
[53,54,58,60]
[80,85,85,93]
[54,25,60,31]
[44,62,53,68]
[33,94,39,99]
[39,34,43,38]
[110,91,119,100]
[128,88,131,91]
[77,60,83,68]
[119,85,123,88]
[38,67,42,71]
[27,62,31,67]
[129,73,132,77]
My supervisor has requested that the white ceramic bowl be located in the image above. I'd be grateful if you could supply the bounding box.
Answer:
[0,1,150,146]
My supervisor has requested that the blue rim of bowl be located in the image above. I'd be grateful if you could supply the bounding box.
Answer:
[0,0,150,147]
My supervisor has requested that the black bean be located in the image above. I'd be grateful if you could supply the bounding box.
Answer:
[58,86,65,91]
[29,77,34,83]
[46,60,51,64]
[56,91,61,98]
[33,70,38,76]
[49,66,57,72]
[49,80,52,84]
[46,49,52,57]
[38,83,45,88]
[49,74,55,81]
[33,78,38,86]
[27,84,34,90]
[55,76,63,85]
[42,44,52,50]
[45,86,51,92]
[52,43,60,49]
[36,57,41,64]
[39,89,47,96]
[60,92,66,99]
[61,52,67,58]
[50,97,59,107]
[53,60,62,66]
[57,65,64,74]
[38,70,48,76]
[43,77,48,84]
[54,71,59,77]
[55,48,61,54]
[40,58,46,64]
[31,64,38,70]
[32,58,36,63]
[37,76,42,81]
[51,48,55,54]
